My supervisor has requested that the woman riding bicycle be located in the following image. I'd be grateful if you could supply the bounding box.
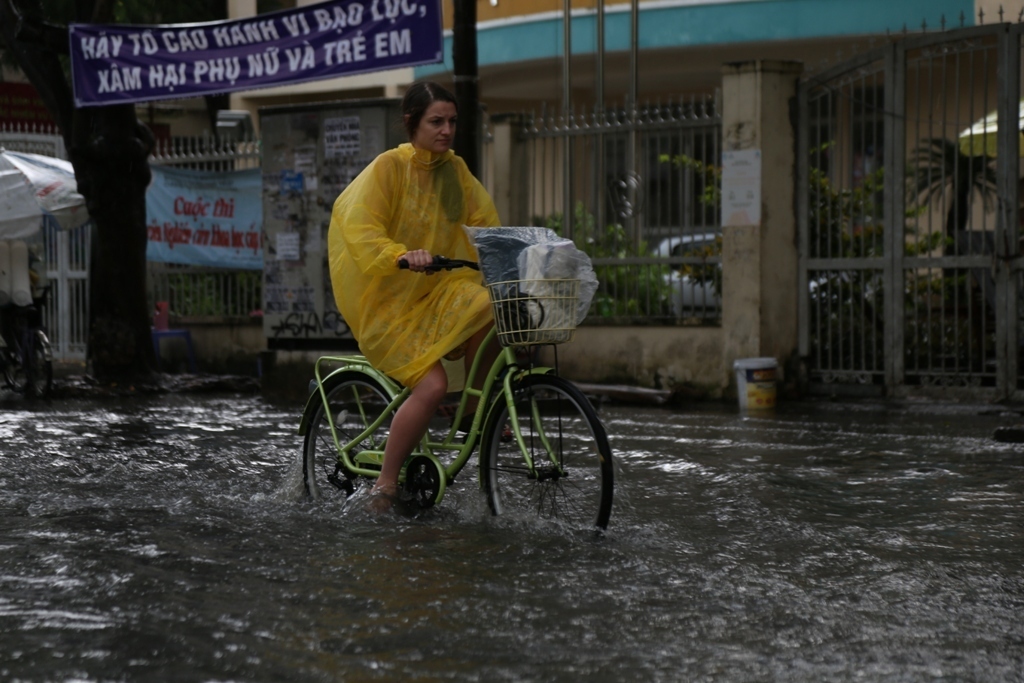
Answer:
[327,81,500,509]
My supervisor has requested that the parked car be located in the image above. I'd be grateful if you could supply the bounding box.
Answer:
[654,232,722,318]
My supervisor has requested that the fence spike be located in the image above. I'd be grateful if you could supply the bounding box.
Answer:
[999,5,1004,22]
[978,7,984,24]
[940,14,946,30]
[921,18,927,32]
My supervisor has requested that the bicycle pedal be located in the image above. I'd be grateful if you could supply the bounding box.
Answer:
[327,472,355,494]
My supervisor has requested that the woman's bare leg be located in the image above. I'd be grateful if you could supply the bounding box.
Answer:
[370,362,448,498]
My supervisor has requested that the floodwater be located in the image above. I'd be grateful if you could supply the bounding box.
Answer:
[1,391,1022,682]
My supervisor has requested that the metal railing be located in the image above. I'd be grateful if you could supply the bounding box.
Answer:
[148,263,261,320]
[150,133,261,171]
[148,133,263,320]
[518,95,722,324]
[0,121,67,157]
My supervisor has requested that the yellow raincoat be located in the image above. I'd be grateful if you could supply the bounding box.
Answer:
[328,143,500,387]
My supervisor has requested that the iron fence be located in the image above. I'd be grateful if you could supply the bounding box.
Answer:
[517,95,722,324]
[150,132,261,171]
[798,23,1024,399]
[147,263,261,320]
[148,133,263,319]
[0,121,66,157]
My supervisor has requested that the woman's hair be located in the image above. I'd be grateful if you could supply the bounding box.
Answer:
[401,81,463,222]
[402,81,457,139]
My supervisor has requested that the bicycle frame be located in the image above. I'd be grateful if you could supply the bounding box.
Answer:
[298,325,555,495]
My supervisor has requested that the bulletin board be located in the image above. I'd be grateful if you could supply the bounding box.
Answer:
[259,98,402,349]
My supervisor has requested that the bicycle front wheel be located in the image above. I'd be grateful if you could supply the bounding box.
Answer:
[480,375,614,530]
[302,371,395,501]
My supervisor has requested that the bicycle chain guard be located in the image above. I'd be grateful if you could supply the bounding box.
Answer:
[402,454,447,508]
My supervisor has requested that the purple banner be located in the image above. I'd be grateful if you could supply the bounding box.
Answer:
[69,0,442,107]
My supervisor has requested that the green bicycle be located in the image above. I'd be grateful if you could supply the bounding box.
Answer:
[297,256,614,530]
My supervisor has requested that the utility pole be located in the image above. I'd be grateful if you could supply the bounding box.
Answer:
[452,0,479,178]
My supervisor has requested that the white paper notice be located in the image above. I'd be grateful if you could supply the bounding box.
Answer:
[721,149,762,226]
[294,145,317,174]
[276,232,301,261]
[324,116,361,159]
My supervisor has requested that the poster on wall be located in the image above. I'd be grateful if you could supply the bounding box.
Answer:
[721,149,762,227]
[146,166,263,269]
[259,99,401,347]
[324,116,361,158]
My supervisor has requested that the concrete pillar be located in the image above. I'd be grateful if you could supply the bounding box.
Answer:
[226,0,255,19]
[719,60,803,383]
[488,113,528,225]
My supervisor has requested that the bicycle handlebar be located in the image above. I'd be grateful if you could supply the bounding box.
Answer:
[398,255,480,272]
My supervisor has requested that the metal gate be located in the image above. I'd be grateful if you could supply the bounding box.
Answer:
[797,23,1024,399]
[42,223,90,360]
[0,124,89,361]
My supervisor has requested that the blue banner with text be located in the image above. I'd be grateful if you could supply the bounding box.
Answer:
[146,166,263,270]
[70,0,442,107]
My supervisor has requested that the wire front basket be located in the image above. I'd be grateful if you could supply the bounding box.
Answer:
[486,278,579,347]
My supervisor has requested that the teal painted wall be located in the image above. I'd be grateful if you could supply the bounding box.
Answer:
[417,0,974,77]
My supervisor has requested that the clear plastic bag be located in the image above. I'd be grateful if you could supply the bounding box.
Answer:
[517,240,598,326]
[465,226,598,326]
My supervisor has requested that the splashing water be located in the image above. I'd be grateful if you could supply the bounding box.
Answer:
[0,394,1021,681]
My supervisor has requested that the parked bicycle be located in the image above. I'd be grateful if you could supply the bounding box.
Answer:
[298,256,614,530]
[0,284,53,398]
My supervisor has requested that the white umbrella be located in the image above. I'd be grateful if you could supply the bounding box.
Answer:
[0,148,89,239]
[957,100,1024,157]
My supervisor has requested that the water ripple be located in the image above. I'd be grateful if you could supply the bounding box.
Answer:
[0,396,1020,681]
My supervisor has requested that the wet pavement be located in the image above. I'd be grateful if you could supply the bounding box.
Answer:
[0,387,1021,681]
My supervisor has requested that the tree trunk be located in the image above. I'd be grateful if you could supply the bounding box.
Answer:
[75,105,157,379]
[2,0,159,381]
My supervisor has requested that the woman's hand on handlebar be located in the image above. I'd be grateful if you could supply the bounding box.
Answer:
[398,249,434,273]
[398,254,481,272]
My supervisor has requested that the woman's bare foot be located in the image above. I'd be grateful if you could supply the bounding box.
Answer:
[365,482,399,513]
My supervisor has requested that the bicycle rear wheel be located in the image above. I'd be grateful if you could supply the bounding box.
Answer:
[302,371,395,501]
[480,374,614,530]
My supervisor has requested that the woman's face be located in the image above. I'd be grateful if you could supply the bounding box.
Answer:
[410,101,457,154]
